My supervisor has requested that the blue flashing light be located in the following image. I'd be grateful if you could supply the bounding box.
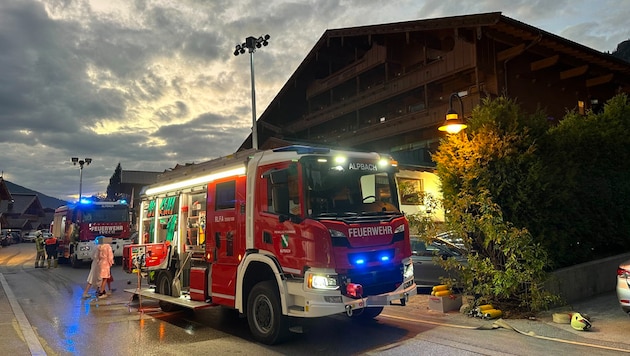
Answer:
[380,255,390,262]
[355,258,365,265]
[79,198,92,204]
[119,199,128,204]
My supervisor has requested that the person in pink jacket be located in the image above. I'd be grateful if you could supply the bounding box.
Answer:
[96,236,114,299]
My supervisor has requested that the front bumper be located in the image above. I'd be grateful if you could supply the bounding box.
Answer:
[285,278,417,318]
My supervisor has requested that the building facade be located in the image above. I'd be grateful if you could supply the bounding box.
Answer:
[236,12,630,222]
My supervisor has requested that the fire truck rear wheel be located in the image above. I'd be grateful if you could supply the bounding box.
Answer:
[247,281,289,345]
[156,271,180,312]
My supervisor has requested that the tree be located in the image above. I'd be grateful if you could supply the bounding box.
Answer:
[106,163,122,201]
[433,96,557,312]
[612,39,630,63]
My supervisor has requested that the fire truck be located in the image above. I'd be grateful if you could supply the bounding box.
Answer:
[52,200,132,268]
[123,146,416,344]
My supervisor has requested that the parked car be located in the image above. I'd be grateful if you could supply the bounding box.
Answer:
[1,229,21,244]
[617,259,630,314]
[411,236,467,288]
[22,231,39,243]
[435,231,466,250]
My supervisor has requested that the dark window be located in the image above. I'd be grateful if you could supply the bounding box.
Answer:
[216,181,236,210]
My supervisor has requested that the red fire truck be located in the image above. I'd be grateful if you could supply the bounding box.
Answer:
[53,200,132,267]
[123,146,416,344]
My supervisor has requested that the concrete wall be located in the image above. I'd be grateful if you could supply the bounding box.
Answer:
[546,252,630,304]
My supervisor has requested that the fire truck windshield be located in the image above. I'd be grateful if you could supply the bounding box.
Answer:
[301,156,401,218]
[79,205,129,223]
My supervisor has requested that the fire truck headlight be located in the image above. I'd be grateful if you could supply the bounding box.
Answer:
[394,224,405,234]
[79,245,91,251]
[403,261,414,280]
[307,273,339,290]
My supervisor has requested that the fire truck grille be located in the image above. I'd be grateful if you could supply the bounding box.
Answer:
[344,264,403,296]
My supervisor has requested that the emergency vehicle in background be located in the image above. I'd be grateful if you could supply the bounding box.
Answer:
[123,145,416,344]
[52,200,132,268]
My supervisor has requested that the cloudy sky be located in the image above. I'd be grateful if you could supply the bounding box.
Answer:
[1,0,628,202]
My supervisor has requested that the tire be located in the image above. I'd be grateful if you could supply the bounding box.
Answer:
[156,271,179,312]
[247,281,289,345]
[350,306,384,321]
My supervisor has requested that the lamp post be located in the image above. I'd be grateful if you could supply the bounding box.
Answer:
[71,157,92,201]
[234,34,270,150]
[438,93,468,134]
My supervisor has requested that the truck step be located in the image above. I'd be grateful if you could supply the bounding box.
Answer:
[124,288,213,310]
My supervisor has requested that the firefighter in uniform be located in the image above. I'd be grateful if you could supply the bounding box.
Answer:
[34,231,46,268]
[45,234,59,268]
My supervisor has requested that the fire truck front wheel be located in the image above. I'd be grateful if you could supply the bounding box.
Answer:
[350,306,384,321]
[247,281,289,345]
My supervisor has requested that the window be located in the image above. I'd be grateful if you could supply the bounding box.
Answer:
[397,177,424,205]
[216,181,236,210]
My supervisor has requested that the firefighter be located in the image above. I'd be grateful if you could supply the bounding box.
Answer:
[45,234,59,268]
[34,231,46,268]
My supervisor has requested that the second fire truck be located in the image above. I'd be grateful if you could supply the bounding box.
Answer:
[123,145,416,344]
[53,200,132,267]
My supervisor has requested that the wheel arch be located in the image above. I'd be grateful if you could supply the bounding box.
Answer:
[236,252,287,315]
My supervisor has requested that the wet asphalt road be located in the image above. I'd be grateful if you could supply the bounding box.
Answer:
[1,242,629,355]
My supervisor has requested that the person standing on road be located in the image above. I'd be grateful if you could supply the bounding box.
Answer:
[45,234,59,268]
[82,237,102,298]
[34,231,46,268]
[96,237,114,298]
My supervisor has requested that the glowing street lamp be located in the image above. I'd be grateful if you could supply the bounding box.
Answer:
[438,93,468,134]
[71,157,92,201]
[234,34,270,150]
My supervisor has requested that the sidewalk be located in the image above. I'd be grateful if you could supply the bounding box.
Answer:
[0,273,44,355]
[385,292,630,352]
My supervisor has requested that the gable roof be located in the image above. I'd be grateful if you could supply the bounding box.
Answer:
[0,193,43,215]
[0,178,12,201]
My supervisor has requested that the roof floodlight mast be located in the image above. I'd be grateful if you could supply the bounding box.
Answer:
[234,34,270,150]
[72,157,92,202]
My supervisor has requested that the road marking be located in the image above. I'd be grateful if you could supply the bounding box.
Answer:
[0,273,47,356]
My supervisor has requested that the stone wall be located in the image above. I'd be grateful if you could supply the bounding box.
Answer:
[546,252,630,304]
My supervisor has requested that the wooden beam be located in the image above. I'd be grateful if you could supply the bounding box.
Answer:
[586,73,614,87]
[560,65,589,80]
[497,43,525,62]
[530,55,559,71]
